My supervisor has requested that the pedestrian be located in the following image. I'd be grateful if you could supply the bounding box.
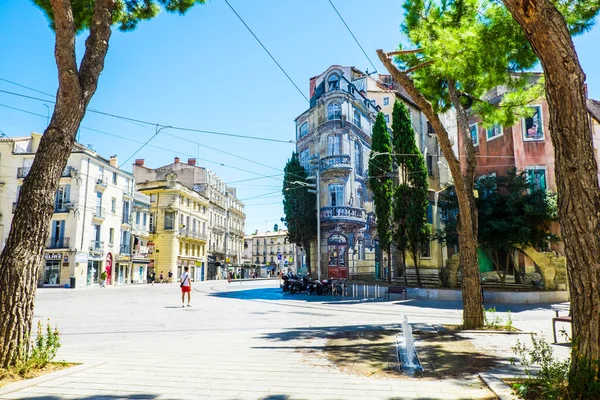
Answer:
[159,271,164,284]
[168,270,173,283]
[180,266,192,307]
[149,270,156,286]
[227,271,232,284]
[100,270,107,289]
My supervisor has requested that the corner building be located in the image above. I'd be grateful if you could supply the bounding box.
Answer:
[295,66,381,279]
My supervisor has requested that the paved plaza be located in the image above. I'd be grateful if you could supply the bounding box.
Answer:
[0,280,571,400]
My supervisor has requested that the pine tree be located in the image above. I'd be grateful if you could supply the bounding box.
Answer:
[368,113,394,283]
[281,153,317,276]
[0,0,206,368]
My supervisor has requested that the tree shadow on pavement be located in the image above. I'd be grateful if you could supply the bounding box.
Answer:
[7,395,494,400]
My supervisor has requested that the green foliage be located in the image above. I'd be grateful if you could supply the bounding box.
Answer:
[369,113,394,249]
[511,334,571,399]
[9,320,61,377]
[439,169,558,263]
[100,271,107,281]
[483,307,515,330]
[399,0,541,127]
[281,152,317,273]
[391,101,429,272]
[32,0,205,33]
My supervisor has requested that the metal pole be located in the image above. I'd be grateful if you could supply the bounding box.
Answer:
[316,152,321,281]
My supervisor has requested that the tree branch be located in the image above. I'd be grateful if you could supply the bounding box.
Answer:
[79,0,116,106]
[405,60,434,74]
[49,0,80,104]
[388,49,423,56]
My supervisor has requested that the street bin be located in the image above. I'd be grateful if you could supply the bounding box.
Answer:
[70,276,76,289]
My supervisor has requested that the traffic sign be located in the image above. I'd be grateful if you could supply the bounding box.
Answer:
[277,253,282,261]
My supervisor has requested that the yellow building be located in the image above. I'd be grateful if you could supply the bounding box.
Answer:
[136,171,209,282]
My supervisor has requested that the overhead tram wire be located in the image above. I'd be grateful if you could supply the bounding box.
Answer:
[223,0,309,103]
[0,88,294,144]
[0,102,287,183]
[327,0,378,73]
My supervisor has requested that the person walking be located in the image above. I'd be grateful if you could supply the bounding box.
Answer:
[149,269,156,286]
[168,270,173,283]
[100,271,107,289]
[159,271,164,284]
[180,266,192,307]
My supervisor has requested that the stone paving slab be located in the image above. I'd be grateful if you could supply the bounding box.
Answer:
[0,281,569,399]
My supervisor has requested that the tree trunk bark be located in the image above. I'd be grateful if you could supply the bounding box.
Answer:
[0,0,114,368]
[502,0,600,383]
[387,244,392,284]
[377,50,484,329]
[414,251,421,286]
[402,248,407,286]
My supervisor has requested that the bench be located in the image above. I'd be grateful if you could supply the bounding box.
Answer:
[385,286,407,300]
[552,305,572,343]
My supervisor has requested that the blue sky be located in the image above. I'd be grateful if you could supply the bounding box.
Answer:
[0,1,598,234]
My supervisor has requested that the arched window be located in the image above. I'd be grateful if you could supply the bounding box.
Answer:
[328,74,340,91]
[354,140,362,174]
[327,135,341,156]
[328,103,341,120]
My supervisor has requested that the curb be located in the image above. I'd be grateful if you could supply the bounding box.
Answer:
[0,361,103,396]
[479,373,519,400]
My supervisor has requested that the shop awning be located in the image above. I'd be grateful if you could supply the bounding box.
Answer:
[266,266,276,271]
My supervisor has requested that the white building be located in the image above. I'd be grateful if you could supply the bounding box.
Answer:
[0,133,135,288]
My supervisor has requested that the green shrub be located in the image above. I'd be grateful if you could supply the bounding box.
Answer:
[511,334,569,399]
[14,319,61,377]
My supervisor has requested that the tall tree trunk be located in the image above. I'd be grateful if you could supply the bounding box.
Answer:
[377,50,484,328]
[414,250,421,286]
[387,244,392,284]
[502,0,600,384]
[0,0,114,368]
[402,248,407,286]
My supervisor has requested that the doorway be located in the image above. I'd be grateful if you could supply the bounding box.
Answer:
[327,234,348,279]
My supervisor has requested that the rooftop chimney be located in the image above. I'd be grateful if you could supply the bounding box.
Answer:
[174,157,180,163]
[109,155,118,168]
[134,159,145,166]
[188,158,196,166]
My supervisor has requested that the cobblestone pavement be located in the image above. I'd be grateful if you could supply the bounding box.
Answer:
[0,280,571,400]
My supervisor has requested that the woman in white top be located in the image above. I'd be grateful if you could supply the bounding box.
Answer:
[180,266,192,307]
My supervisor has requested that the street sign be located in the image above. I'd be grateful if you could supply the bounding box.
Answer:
[277,253,282,261]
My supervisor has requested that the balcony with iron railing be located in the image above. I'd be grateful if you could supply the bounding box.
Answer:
[95,176,107,190]
[320,206,366,225]
[120,244,131,255]
[89,240,104,252]
[122,215,132,225]
[93,207,105,220]
[47,237,70,249]
[320,155,352,174]
[17,166,75,179]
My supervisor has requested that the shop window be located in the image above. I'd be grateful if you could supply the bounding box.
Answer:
[44,260,61,285]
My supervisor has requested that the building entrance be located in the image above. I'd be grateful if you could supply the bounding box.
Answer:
[327,234,348,279]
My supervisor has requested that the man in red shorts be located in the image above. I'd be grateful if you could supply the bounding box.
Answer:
[180,266,192,307]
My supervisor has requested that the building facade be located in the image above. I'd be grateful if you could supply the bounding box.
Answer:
[132,157,245,279]
[135,171,209,282]
[0,133,135,288]
[243,230,297,275]
[295,66,455,280]
[296,66,380,280]
[131,191,151,283]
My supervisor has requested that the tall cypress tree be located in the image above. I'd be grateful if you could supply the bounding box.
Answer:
[369,113,394,283]
[392,100,429,286]
[282,153,317,276]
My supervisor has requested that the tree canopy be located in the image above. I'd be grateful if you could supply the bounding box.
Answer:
[33,0,205,32]
[281,152,317,274]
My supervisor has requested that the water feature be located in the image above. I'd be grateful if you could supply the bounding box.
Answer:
[396,315,423,373]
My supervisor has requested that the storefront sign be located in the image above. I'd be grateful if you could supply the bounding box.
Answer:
[44,253,63,260]
[75,252,89,263]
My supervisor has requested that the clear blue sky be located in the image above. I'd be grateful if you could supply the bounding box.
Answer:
[0,1,598,234]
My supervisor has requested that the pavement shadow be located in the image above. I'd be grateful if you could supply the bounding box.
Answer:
[395,298,557,314]
[209,287,351,303]
[10,396,489,400]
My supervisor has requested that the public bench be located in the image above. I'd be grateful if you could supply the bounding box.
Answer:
[552,304,572,343]
[385,285,407,300]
